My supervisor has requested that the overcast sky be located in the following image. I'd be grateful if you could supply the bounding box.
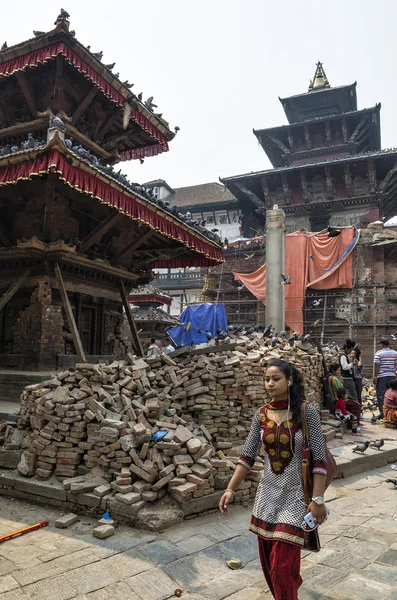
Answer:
[3,1,397,195]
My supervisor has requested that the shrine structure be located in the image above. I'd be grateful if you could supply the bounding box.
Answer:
[222,62,397,233]
[0,10,223,398]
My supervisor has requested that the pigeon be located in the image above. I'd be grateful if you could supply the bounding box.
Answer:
[352,441,370,453]
[279,330,287,338]
[114,72,120,78]
[312,299,323,307]
[372,439,384,450]
[25,133,37,149]
[196,328,203,334]
[145,96,158,111]
[10,144,19,153]
[70,30,76,37]
[264,325,273,337]
[175,126,180,132]
[51,116,65,129]
[137,92,143,101]
[303,334,312,342]
[386,478,397,487]
[58,9,70,19]
[327,226,341,238]
[246,327,255,335]
[33,31,45,37]
[123,80,134,88]
[1,42,7,50]
[313,319,322,326]
[205,331,213,341]
[64,138,73,149]
[308,254,314,260]
[227,325,234,332]
[92,51,103,60]
[370,413,377,424]
[391,333,397,341]
[105,63,116,70]
[271,336,279,347]
[281,274,291,285]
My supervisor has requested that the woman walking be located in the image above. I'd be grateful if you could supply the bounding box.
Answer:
[352,348,364,404]
[219,359,328,600]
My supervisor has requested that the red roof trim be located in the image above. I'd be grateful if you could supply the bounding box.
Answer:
[0,42,168,151]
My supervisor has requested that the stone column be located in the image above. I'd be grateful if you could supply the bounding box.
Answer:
[265,207,285,333]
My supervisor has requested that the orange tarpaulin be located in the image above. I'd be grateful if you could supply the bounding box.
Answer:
[234,227,360,334]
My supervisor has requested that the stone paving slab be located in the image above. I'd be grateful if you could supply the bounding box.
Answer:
[1,464,397,598]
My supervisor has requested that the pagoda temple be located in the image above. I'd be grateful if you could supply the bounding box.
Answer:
[0,10,223,395]
[128,284,180,341]
[222,62,397,233]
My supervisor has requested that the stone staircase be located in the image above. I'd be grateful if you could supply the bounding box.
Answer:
[321,409,346,442]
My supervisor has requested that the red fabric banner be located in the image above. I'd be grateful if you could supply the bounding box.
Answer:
[0,149,223,266]
[0,42,168,153]
[234,228,358,334]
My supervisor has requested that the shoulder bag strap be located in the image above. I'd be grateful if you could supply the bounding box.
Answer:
[301,401,310,446]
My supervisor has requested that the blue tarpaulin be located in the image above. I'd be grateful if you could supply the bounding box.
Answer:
[168,303,228,347]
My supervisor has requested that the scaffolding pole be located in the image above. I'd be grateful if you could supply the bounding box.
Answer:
[320,291,328,346]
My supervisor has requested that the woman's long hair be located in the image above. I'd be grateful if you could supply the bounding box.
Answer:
[265,359,305,424]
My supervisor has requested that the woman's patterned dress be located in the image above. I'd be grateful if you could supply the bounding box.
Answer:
[238,403,327,547]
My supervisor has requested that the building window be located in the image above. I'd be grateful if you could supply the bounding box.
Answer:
[203,213,215,225]
[216,212,229,225]
[152,186,160,199]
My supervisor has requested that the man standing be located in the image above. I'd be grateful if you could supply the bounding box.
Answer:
[338,340,358,401]
[146,337,161,357]
[374,339,397,419]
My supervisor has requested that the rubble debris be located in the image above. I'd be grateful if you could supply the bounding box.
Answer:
[92,524,115,539]
[0,333,325,512]
[55,513,78,529]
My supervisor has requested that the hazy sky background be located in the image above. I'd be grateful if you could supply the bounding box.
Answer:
[2,1,396,193]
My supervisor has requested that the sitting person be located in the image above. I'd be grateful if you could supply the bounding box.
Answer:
[384,378,397,424]
[328,362,344,403]
[334,387,361,436]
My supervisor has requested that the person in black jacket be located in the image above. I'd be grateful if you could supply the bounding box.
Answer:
[338,339,358,401]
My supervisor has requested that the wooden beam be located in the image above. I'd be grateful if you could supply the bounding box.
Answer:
[119,280,144,357]
[111,230,154,265]
[0,271,30,312]
[0,118,48,140]
[15,72,38,117]
[77,210,124,254]
[96,108,121,140]
[66,123,112,159]
[54,263,86,363]
[72,87,99,125]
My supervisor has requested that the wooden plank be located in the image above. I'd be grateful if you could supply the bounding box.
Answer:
[77,210,123,254]
[0,271,30,312]
[111,230,154,265]
[54,263,86,363]
[119,280,144,357]
[66,124,112,159]
[171,341,237,358]
[15,72,37,117]
[72,87,99,125]
[0,118,48,140]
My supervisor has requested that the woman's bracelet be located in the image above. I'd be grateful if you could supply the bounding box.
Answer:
[225,488,235,497]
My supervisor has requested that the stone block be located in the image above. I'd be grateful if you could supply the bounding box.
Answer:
[93,483,112,497]
[186,438,202,454]
[14,478,67,501]
[0,449,22,469]
[172,454,194,467]
[55,513,78,529]
[69,481,96,494]
[93,524,115,539]
[182,490,224,516]
[115,491,142,505]
[137,504,183,531]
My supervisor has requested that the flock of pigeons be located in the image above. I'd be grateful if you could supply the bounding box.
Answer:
[0,126,222,246]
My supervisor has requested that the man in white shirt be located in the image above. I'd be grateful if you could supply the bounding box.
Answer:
[146,337,161,357]
[165,342,175,355]
[374,339,397,419]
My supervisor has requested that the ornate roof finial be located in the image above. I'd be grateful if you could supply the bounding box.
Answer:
[309,61,330,91]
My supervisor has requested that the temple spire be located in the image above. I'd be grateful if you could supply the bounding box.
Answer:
[308,61,330,91]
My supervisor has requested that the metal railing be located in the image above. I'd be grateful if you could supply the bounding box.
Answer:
[156,272,202,289]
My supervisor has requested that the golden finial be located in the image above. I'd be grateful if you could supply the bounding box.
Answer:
[309,61,330,91]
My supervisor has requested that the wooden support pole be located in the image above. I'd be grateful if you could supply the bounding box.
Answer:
[54,263,86,363]
[77,211,123,254]
[119,280,144,357]
[111,230,154,265]
[373,284,377,378]
[320,292,327,346]
[72,87,99,125]
[0,270,30,312]
[15,72,38,117]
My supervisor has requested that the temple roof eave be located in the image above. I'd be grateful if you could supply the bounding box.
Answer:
[0,142,224,267]
[0,25,175,145]
[221,148,397,184]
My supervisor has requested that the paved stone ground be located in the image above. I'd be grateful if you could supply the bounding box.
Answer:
[1,464,397,600]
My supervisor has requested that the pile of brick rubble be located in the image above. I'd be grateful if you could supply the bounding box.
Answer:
[1,334,325,511]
